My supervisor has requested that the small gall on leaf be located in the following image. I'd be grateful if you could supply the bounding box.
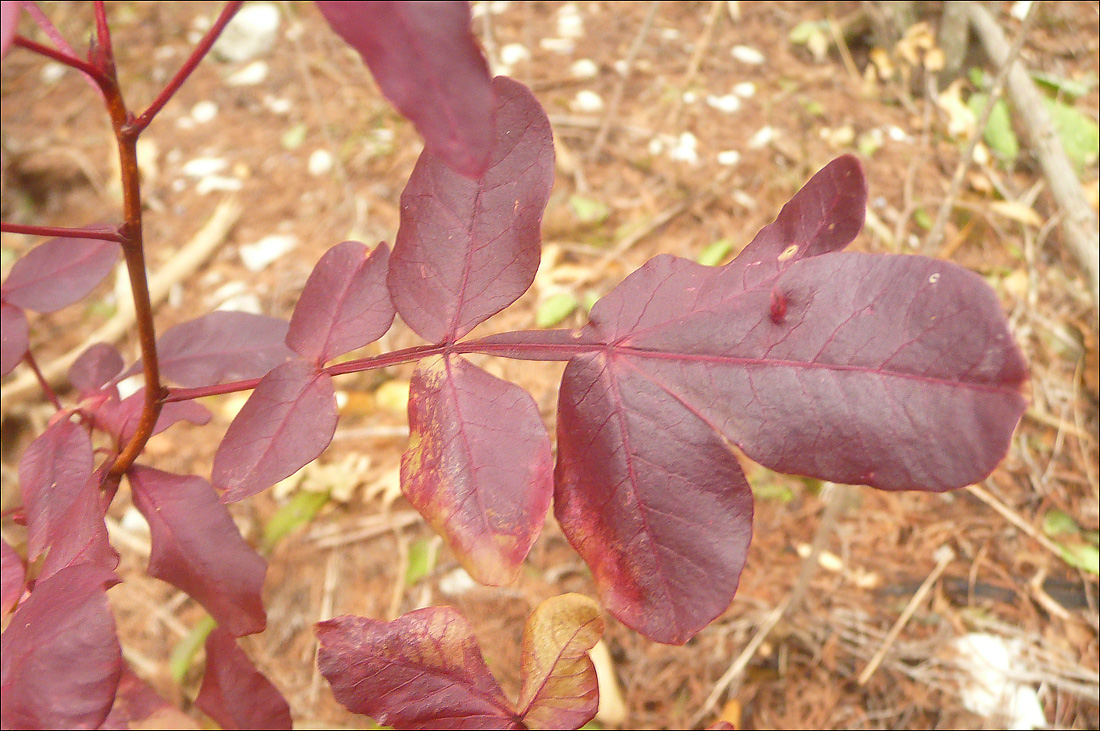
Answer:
[769,289,788,324]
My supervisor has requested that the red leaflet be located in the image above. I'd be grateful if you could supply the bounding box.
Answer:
[38,468,119,582]
[387,76,555,344]
[316,608,521,730]
[212,359,338,501]
[154,311,295,387]
[1,2,19,59]
[129,467,267,636]
[1,235,120,312]
[1,538,24,615]
[315,1,494,178]
[18,419,94,560]
[0,301,28,376]
[555,354,755,645]
[514,594,603,730]
[0,564,121,730]
[98,665,189,730]
[195,628,292,730]
[402,354,552,585]
[93,388,211,444]
[286,240,394,364]
[69,343,124,393]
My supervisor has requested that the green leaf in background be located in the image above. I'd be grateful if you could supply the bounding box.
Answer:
[582,290,600,313]
[913,208,933,230]
[405,537,438,586]
[1059,542,1099,575]
[262,488,331,552]
[1031,71,1096,100]
[750,480,794,503]
[968,93,1019,163]
[536,292,579,328]
[281,122,308,150]
[1042,508,1080,538]
[1043,96,1100,172]
[170,614,217,683]
[696,238,734,266]
[568,195,610,225]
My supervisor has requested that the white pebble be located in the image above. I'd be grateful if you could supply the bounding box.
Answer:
[239,234,299,272]
[439,568,476,596]
[215,293,263,315]
[181,157,228,177]
[717,150,741,166]
[682,90,699,104]
[40,63,65,85]
[887,125,909,142]
[570,58,599,79]
[556,3,584,38]
[747,125,776,149]
[308,149,333,176]
[733,81,756,98]
[191,100,218,124]
[706,94,741,113]
[212,3,281,63]
[195,176,243,195]
[540,37,575,54]
[263,95,292,115]
[572,90,604,113]
[500,43,530,66]
[731,45,765,65]
[226,60,269,86]
[668,132,699,165]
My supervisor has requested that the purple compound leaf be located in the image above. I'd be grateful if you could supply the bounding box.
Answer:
[152,311,295,387]
[402,354,552,586]
[19,419,94,561]
[213,358,338,502]
[69,343,124,393]
[1,301,28,376]
[195,628,292,730]
[129,467,267,637]
[387,75,554,344]
[316,608,521,730]
[286,240,394,364]
[0,563,121,730]
[315,1,494,178]
[1,538,24,615]
[1,236,120,313]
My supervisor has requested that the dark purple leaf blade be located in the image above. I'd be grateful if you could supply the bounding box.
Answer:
[1,538,24,615]
[98,664,189,730]
[19,419,94,560]
[316,608,521,730]
[402,354,552,586]
[555,353,755,645]
[38,468,119,582]
[286,240,394,364]
[94,389,211,444]
[129,467,267,637]
[153,311,295,387]
[1,236,120,312]
[622,252,1029,491]
[315,1,493,178]
[69,343,124,393]
[720,154,867,293]
[387,75,555,344]
[1,301,28,376]
[195,628,292,730]
[213,359,338,502]
[0,564,121,730]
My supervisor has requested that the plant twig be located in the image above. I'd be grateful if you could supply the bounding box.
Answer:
[692,484,849,726]
[925,0,1039,255]
[587,1,659,159]
[0,198,241,411]
[966,481,1069,564]
[858,545,954,684]
[964,2,1099,308]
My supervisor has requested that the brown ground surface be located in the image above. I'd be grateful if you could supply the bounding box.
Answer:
[2,2,1098,729]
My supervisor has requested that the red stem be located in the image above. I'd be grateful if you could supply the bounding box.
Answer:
[12,35,103,80]
[164,331,597,404]
[22,350,62,410]
[0,221,123,243]
[130,1,244,133]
